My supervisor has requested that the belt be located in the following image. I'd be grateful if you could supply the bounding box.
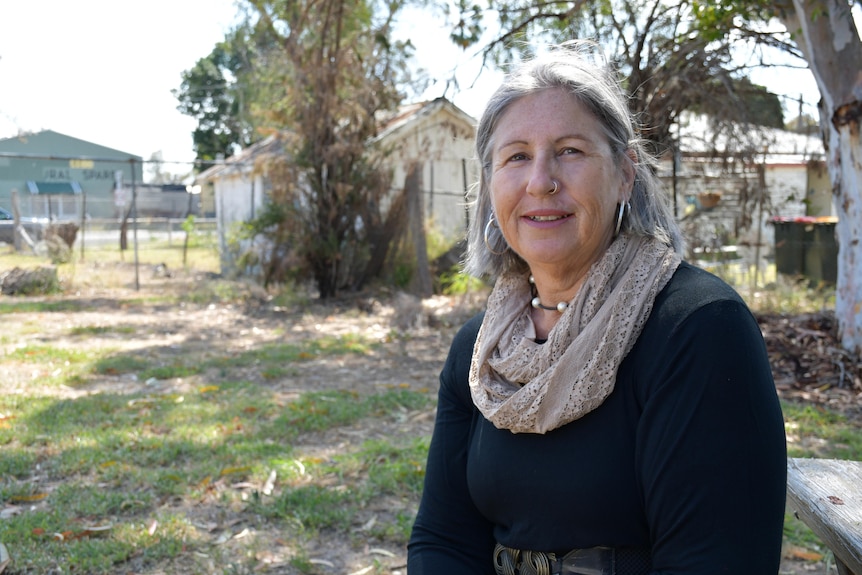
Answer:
[493,543,651,575]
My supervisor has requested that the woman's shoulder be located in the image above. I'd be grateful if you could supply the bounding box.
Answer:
[446,311,485,369]
[455,310,486,341]
[658,260,746,309]
[438,310,486,404]
[446,310,485,365]
[647,261,753,334]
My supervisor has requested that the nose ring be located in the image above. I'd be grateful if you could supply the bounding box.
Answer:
[549,180,559,195]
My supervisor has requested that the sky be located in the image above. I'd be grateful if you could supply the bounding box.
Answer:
[0,1,831,177]
[0,0,499,175]
[0,0,246,171]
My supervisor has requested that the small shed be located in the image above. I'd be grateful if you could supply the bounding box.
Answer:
[195,97,479,273]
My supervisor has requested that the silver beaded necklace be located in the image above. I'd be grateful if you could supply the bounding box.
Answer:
[528,275,569,313]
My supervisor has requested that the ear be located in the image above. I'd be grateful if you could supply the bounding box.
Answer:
[619,148,637,202]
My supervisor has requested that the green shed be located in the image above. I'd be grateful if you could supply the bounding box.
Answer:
[0,130,142,220]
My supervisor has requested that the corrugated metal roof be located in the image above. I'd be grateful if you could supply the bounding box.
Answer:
[677,114,824,162]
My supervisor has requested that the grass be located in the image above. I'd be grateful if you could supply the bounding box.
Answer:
[1,228,220,296]
[780,399,862,565]
[0,239,438,573]
[2,239,859,572]
[701,260,836,315]
[0,375,432,573]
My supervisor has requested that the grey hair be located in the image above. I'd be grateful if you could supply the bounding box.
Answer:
[465,40,684,279]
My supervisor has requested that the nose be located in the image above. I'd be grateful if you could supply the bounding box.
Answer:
[526,155,558,197]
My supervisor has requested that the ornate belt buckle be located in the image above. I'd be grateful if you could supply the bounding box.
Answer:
[558,546,614,575]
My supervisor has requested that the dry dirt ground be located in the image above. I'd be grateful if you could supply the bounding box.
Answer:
[2,261,861,574]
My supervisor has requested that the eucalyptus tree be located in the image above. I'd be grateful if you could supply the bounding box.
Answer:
[448,0,862,354]
[448,0,787,155]
[695,0,862,353]
[241,0,418,298]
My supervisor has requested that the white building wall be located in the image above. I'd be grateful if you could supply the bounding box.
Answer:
[214,171,266,271]
[765,165,808,218]
[383,109,478,241]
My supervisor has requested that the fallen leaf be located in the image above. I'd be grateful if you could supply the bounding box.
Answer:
[360,516,377,532]
[262,470,277,496]
[220,466,251,477]
[193,521,219,532]
[9,494,47,503]
[53,531,75,542]
[0,541,10,574]
[81,524,113,538]
[786,545,824,561]
[0,507,22,520]
[369,548,395,558]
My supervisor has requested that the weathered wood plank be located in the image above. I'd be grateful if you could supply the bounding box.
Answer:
[787,458,862,575]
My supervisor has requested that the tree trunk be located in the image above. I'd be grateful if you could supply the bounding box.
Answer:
[405,162,433,298]
[361,187,408,286]
[783,0,862,354]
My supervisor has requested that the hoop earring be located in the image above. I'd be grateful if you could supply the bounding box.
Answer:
[484,214,508,255]
[614,202,630,238]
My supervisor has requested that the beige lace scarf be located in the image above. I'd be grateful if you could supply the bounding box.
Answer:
[469,234,681,434]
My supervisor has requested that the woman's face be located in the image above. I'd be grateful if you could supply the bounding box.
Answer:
[489,88,633,281]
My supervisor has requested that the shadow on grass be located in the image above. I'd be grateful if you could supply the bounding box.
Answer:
[0,377,432,573]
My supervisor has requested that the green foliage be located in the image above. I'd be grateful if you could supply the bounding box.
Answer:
[449,0,485,48]
[446,0,795,153]
[438,266,485,295]
[180,215,196,235]
[691,0,781,42]
[173,25,258,163]
[690,77,785,129]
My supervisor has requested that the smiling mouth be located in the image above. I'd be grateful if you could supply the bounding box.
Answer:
[528,214,570,222]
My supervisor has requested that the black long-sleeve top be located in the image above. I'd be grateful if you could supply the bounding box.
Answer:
[408,263,787,574]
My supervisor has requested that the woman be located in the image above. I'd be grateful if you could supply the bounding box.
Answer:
[407,42,787,575]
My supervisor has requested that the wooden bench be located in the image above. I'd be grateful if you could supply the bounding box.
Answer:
[786,458,862,575]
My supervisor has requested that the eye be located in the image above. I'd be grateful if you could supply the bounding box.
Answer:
[508,152,529,162]
[560,146,582,156]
